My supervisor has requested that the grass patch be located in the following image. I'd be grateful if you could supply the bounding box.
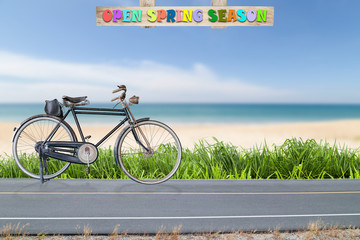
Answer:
[2,221,360,239]
[2,138,360,180]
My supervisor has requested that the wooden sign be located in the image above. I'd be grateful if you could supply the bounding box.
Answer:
[96,6,274,27]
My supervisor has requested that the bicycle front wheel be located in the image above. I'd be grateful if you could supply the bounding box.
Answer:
[115,120,182,184]
[12,115,76,180]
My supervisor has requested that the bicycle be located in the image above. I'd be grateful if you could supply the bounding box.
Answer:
[12,85,182,184]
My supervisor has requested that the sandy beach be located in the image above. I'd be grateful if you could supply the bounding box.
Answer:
[2,119,360,156]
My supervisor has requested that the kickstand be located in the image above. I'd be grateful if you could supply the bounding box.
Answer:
[43,157,49,176]
[39,156,44,184]
[38,148,48,184]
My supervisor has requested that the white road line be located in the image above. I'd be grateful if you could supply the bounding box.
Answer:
[1,191,360,195]
[1,213,360,220]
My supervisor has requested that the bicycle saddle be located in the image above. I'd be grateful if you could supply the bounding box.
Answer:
[62,96,89,107]
[62,96,87,103]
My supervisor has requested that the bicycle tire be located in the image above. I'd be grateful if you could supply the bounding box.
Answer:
[115,120,182,184]
[12,115,77,180]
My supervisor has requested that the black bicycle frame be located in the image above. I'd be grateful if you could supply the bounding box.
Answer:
[40,103,150,170]
[70,106,129,147]
[44,106,129,147]
[38,105,134,182]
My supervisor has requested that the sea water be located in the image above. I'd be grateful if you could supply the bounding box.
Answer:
[1,103,360,124]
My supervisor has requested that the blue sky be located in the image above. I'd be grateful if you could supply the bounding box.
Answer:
[0,0,359,103]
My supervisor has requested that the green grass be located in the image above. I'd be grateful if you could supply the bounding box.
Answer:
[2,138,360,180]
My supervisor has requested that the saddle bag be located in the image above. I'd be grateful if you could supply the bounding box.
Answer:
[44,99,63,118]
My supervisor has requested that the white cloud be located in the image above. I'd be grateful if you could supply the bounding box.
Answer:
[0,50,291,103]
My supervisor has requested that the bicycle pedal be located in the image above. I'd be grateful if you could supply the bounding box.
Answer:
[86,167,90,174]
[85,135,91,140]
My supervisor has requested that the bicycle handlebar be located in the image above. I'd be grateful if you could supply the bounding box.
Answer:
[112,85,127,94]
[111,85,127,102]
[111,91,126,102]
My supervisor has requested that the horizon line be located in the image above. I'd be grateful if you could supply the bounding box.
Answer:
[2,102,360,105]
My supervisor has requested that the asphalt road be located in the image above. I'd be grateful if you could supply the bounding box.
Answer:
[1,179,360,235]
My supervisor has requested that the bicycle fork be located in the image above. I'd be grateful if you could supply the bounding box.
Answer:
[122,99,152,155]
[131,126,151,154]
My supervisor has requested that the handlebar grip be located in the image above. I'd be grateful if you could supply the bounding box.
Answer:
[112,85,127,94]
[112,88,121,94]
[111,92,126,102]
[111,96,119,102]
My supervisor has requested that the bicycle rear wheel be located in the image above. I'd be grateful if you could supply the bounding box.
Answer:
[12,115,76,180]
[115,120,182,184]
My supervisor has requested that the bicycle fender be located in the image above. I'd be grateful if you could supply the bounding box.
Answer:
[135,117,150,123]
[113,118,150,166]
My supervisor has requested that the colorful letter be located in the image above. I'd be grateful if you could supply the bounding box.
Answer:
[218,9,227,22]
[227,9,237,22]
[193,9,203,22]
[208,9,218,22]
[167,9,176,22]
[176,10,182,22]
[132,10,142,22]
[157,9,166,22]
[183,10,193,22]
[102,9,113,22]
[122,9,131,22]
[147,9,156,22]
[257,10,267,22]
[247,10,256,22]
[112,10,122,22]
[237,9,246,22]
